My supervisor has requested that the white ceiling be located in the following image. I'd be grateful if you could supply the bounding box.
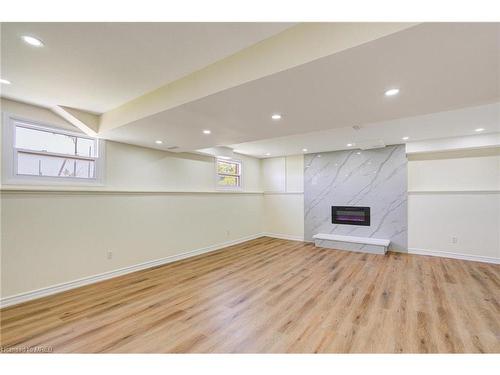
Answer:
[103,23,500,155]
[2,22,499,158]
[229,103,500,157]
[0,22,293,113]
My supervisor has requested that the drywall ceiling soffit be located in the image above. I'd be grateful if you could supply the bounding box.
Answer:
[1,22,294,113]
[101,23,500,155]
[98,22,418,133]
[51,106,100,136]
[230,103,500,158]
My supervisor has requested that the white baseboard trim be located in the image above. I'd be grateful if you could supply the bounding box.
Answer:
[262,232,305,242]
[408,247,500,264]
[0,233,265,309]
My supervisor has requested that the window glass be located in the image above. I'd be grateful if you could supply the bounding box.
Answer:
[217,160,239,175]
[16,126,77,156]
[76,137,96,157]
[11,122,100,182]
[217,159,241,188]
[218,175,240,187]
[17,152,96,179]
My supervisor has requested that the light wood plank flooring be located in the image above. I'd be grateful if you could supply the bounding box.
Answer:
[1,237,499,353]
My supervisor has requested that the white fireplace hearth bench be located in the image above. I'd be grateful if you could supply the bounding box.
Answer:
[312,233,390,255]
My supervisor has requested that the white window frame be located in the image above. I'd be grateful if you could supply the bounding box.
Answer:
[215,157,242,191]
[2,114,105,186]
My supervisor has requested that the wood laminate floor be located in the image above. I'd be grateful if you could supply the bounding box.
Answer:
[1,237,499,353]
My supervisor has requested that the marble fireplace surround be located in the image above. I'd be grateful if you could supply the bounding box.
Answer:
[304,145,408,252]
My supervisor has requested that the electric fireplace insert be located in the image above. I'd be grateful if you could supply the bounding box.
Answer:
[332,206,370,226]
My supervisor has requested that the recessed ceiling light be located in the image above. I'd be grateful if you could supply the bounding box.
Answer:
[384,88,400,97]
[155,140,163,144]
[0,78,11,85]
[317,155,322,158]
[475,128,485,132]
[302,148,308,152]
[402,136,409,141]
[356,152,361,155]
[271,114,282,120]
[203,130,211,135]
[265,153,271,156]
[22,35,44,47]
[346,143,353,147]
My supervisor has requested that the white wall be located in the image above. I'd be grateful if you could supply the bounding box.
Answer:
[1,192,263,297]
[1,98,79,132]
[105,141,262,192]
[1,99,264,300]
[407,146,500,262]
[3,97,498,302]
[261,157,286,192]
[408,148,500,192]
[261,154,304,240]
[408,193,499,259]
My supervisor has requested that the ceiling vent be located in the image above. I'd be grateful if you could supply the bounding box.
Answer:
[167,146,179,150]
[357,139,386,150]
